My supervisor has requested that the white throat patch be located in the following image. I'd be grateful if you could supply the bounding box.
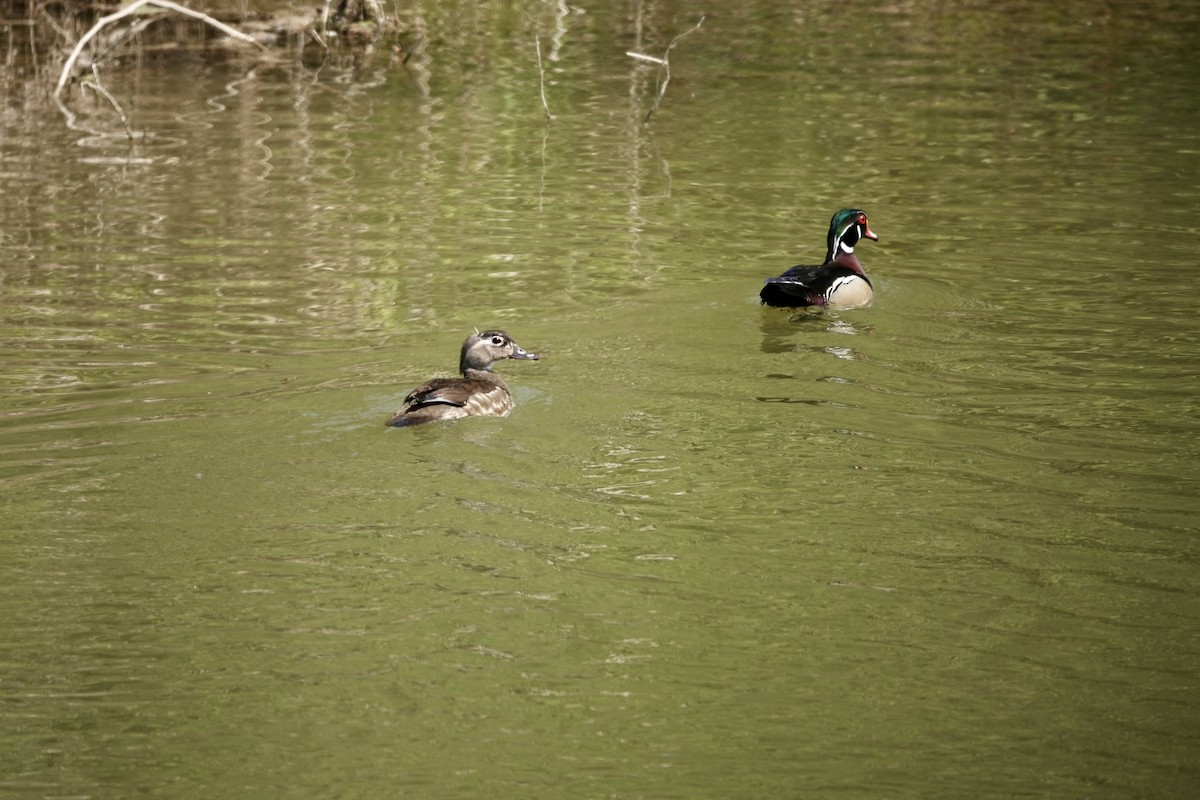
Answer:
[837,224,856,254]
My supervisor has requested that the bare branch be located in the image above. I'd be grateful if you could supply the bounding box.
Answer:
[54,0,266,100]
[666,15,707,53]
[320,0,332,36]
[535,34,553,121]
[625,51,664,65]
[642,15,705,124]
[82,64,134,139]
[307,26,329,52]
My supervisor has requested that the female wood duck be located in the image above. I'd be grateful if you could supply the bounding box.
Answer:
[760,208,879,309]
[385,330,540,428]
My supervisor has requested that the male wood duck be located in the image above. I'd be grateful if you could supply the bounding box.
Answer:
[760,208,879,309]
[385,330,540,428]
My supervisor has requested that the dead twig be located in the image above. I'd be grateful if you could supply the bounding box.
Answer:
[627,14,704,124]
[82,63,135,139]
[307,26,329,51]
[54,0,266,100]
[535,33,553,121]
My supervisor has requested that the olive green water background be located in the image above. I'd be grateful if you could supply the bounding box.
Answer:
[2,1,1199,797]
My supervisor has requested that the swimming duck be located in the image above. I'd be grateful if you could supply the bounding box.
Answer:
[760,208,879,309]
[385,330,540,428]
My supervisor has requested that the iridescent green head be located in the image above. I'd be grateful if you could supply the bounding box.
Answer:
[825,208,878,262]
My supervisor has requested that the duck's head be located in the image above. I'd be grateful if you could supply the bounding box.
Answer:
[460,330,540,373]
[825,208,878,263]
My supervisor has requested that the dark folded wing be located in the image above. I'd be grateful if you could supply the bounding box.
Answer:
[403,377,471,409]
[760,263,825,307]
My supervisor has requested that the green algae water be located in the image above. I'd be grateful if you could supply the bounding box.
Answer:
[2,1,1198,797]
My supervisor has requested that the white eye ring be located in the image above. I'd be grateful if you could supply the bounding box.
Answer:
[491,336,505,345]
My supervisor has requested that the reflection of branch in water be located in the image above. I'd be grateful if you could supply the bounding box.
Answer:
[626,15,704,124]
[549,0,569,62]
[406,23,431,100]
[539,126,549,214]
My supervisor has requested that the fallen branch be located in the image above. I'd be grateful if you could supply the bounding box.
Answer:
[628,15,705,124]
[54,0,266,100]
